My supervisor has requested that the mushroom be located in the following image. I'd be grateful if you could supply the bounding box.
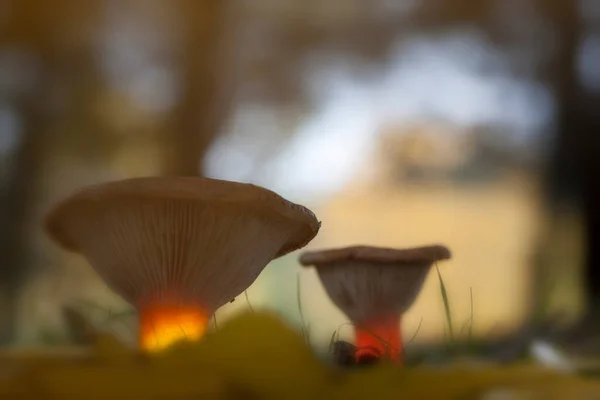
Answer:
[45,177,320,352]
[299,244,451,364]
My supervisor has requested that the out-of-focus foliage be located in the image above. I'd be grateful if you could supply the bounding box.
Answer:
[1,312,599,399]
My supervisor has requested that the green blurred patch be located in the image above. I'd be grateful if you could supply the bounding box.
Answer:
[1,312,599,399]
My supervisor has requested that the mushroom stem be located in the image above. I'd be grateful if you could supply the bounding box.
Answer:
[355,315,402,363]
[138,303,210,352]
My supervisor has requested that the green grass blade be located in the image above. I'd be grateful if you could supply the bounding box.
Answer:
[296,273,305,324]
[296,273,311,345]
[406,316,424,345]
[328,330,338,354]
[244,291,255,313]
[435,263,454,342]
[468,286,474,341]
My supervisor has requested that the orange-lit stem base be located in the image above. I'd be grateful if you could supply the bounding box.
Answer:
[138,304,209,352]
[355,315,402,363]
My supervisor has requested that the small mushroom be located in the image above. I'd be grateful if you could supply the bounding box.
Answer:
[300,244,451,364]
[45,176,321,352]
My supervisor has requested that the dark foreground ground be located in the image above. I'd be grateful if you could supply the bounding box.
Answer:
[1,312,600,399]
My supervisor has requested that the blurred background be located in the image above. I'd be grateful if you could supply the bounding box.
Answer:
[0,0,598,358]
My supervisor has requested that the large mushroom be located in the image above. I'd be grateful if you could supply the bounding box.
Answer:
[299,244,451,364]
[45,177,320,352]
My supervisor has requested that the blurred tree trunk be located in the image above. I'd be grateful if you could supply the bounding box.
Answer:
[0,0,105,345]
[162,0,237,176]
[567,57,600,318]
[0,104,47,344]
[0,0,61,345]
[538,0,600,323]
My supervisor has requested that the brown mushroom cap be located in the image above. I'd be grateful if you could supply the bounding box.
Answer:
[299,244,451,323]
[46,177,320,257]
[44,176,321,311]
[299,244,451,267]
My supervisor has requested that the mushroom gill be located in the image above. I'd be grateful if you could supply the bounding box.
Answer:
[299,244,451,364]
[45,177,321,352]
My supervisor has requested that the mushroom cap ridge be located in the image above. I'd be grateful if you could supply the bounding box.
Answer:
[45,176,321,258]
[299,244,451,267]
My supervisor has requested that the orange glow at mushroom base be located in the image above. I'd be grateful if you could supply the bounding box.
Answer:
[139,304,209,352]
[355,316,402,363]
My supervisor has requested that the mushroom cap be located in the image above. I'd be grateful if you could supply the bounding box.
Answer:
[299,245,451,267]
[299,244,451,323]
[45,176,321,312]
